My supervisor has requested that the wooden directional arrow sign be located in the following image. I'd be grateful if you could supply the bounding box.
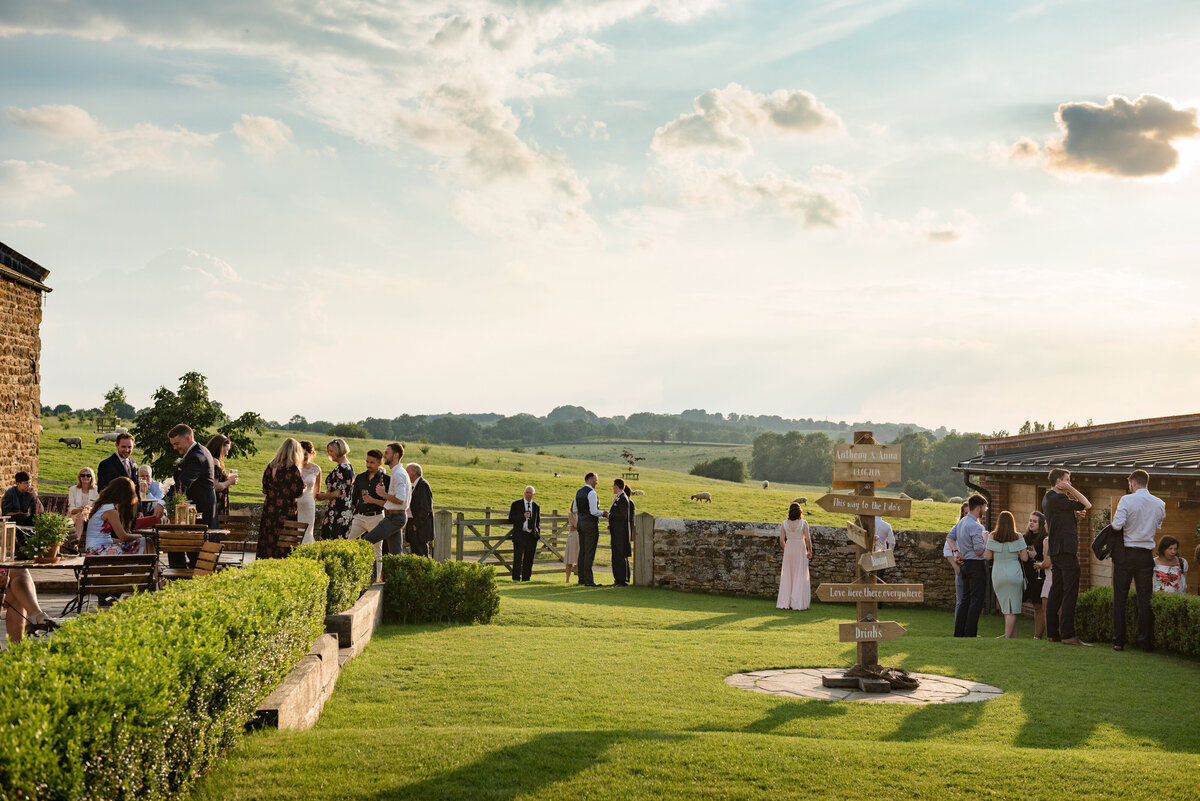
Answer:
[816,583,925,603]
[845,520,869,549]
[816,493,912,518]
[858,549,896,572]
[838,620,906,643]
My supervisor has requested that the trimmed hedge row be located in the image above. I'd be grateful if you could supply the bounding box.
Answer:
[382,556,500,624]
[1076,586,1200,656]
[0,558,328,800]
[290,539,377,614]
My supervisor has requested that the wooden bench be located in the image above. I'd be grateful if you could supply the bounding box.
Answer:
[71,555,157,614]
[277,521,307,557]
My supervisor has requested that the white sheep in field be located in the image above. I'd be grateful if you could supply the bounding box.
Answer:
[631,489,644,496]
[58,436,82,449]
[95,428,128,443]
[761,480,769,490]
[949,496,963,504]
[690,491,712,502]
[791,497,808,505]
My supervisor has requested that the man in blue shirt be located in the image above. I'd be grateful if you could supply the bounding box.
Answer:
[1111,469,1165,652]
[947,494,988,637]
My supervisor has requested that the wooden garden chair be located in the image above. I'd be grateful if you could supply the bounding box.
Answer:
[69,555,158,614]
[219,511,256,566]
[155,525,209,582]
[276,521,307,557]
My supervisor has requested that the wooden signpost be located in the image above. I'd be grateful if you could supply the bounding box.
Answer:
[818,431,924,694]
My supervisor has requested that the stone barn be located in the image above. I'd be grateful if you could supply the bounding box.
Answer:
[0,241,51,485]
[955,415,1200,594]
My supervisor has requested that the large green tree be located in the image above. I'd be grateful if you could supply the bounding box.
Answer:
[131,372,266,477]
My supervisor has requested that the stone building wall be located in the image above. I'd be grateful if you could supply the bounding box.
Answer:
[0,276,43,486]
[650,518,957,609]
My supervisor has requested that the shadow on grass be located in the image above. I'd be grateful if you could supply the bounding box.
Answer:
[370,729,688,801]
[878,697,987,742]
[691,699,849,735]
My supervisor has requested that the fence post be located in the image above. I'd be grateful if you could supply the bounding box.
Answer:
[484,507,492,541]
[433,509,452,563]
[550,509,559,549]
[634,512,655,587]
[455,512,465,562]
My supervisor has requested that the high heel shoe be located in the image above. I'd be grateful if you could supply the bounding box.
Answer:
[24,615,60,637]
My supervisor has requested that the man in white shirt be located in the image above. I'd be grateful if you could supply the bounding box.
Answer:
[573,472,608,587]
[136,465,166,522]
[1111,469,1166,652]
[873,518,895,551]
[363,442,411,575]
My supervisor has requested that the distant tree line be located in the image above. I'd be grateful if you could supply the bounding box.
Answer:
[267,406,943,450]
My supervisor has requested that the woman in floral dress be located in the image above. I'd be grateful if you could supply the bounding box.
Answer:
[257,438,306,559]
[317,437,354,539]
[84,477,149,555]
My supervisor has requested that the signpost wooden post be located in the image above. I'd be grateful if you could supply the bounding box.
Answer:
[817,431,924,694]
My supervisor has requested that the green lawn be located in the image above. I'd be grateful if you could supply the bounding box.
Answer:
[36,420,959,531]
[193,583,1200,800]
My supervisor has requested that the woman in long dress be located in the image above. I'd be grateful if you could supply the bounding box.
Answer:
[777,502,812,610]
[257,438,306,559]
[986,510,1032,638]
[296,440,322,545]
[316,438,354,540]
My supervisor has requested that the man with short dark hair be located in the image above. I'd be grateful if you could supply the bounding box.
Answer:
[574,472,608,587]
[1111,469,1165,652]
[508,485,540,582]
[169,424,218,530]
[608,478,632,587]
[97,432,138,493]
[347,449,389,545]
[947,494,988,637]
[1043,468,1093,646]
[2,472,43,539]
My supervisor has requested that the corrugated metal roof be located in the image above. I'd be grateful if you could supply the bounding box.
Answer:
[956,427,1200,478]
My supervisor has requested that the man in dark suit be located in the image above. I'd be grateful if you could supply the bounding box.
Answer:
[167,424,218,569]
[404,463,434,557]
[608,478,632,587]
[508,485,540,582]
[97,433,138,493]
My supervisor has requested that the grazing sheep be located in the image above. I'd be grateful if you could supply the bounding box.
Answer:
[58,436,82,449]
[631,489,644,496]
[949,496,963,504]
[96,431,127,443]
[923,497,934,502]
[690,491,712,502]
[761,480,769,490]
[898,492,912,500]
[553,472,560,477]
[791,497,808,505]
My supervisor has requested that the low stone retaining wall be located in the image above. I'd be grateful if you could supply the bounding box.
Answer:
[650,518,955,609]
[254,584,384,730]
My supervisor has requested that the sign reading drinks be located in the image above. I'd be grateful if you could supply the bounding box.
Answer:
[838,620,906,643]
[816,583,924,603]
[816,493,912,518]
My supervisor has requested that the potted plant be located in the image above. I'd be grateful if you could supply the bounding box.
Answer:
[21,512,74,564]
[1091,508,1112,533]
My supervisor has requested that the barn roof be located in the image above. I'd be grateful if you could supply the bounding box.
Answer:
[0,241,52,292]
[956,417,1200,479]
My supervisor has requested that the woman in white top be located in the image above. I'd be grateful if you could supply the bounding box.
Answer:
[1153,536,1189,594]
[777,502,812,611]
[296,440,322,545]
[84,477,148,555]
[67,467,99,546]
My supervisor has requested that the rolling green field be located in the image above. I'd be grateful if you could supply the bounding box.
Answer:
[527,439,754,474]
[193,581,1200,800]
[35,420,959,531]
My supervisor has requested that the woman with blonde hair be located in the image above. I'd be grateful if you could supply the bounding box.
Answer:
[257,438,306,559]
[67,467,99,546]
[316,438,354,540]
[986,511,1032,638]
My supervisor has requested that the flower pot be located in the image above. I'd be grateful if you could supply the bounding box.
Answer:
[34,543,61,564]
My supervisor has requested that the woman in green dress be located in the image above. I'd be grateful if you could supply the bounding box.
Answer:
[986,511,1034,638]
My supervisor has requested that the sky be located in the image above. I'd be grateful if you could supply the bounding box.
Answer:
[2,0,1199,434]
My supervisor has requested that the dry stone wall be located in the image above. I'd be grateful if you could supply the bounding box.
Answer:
[0,277,42,486]
[650,518,956,609]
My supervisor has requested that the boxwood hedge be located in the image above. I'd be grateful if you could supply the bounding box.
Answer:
[290,539,376,614]
[0,557,328,800]
[382,556,500,625]
[1076,585,1200,656]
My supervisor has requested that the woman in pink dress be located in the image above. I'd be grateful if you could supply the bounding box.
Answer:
[777,502,812,610]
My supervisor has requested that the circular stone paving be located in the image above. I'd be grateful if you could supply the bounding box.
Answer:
[726,668,1003,705]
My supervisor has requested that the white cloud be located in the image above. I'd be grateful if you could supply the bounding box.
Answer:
[556,116,609,140]
[0,1,726,242]
[652,83,844,159]
[4,103,100,139]
[0,160,74,205]
[232,114,297,159]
